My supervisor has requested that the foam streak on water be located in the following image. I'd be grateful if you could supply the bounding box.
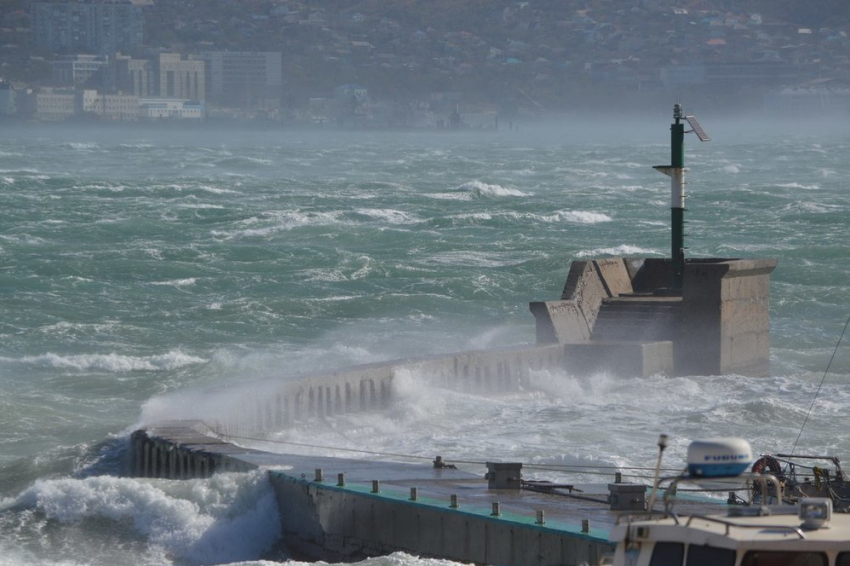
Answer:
[1,123,849,565]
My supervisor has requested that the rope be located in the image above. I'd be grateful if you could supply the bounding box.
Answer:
[212,430,683,477]
[211,429,749,494]
[790,313,850,456]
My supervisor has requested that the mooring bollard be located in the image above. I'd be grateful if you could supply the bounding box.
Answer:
[410,487,418,501]
[491,502,501,517]
[372,480,380,493]
[337,473,345,487]
[450,494,459,508]
[315,468,323,482]
[582,519,589,533]
[536,509,545,525]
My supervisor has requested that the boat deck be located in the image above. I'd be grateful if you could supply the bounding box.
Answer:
[141,421,731,544]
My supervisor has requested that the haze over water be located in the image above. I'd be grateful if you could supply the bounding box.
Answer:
[1,118,849,565]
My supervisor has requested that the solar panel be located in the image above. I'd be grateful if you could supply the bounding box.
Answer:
[685,115,711,142]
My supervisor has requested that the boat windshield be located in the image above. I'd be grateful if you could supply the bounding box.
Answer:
[741,551,827,566]
[688,544,736,566]
[648,543,736,566]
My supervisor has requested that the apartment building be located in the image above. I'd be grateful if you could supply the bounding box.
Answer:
[32,1,144,54]
[157,53,205,101]
[202,51,282,108]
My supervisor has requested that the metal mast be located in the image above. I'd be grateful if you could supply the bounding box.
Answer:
[653,104,710,293]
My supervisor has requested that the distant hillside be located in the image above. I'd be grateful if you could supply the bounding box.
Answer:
[323,0,850,30]
[732,0,850,28]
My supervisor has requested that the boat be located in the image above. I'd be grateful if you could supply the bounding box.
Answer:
[608,438,850,566]
[749,453,850,511]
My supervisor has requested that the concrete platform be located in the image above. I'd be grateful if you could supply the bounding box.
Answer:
[132,422,728,565]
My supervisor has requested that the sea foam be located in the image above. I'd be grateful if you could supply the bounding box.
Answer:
[4,351,206,372]
[5,472,280,565]
[456,180,528,197]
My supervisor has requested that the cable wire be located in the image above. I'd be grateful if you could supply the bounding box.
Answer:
[790,313,850,456]
[213,431,682,475]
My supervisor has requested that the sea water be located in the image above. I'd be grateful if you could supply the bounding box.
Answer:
[1,118,849,565]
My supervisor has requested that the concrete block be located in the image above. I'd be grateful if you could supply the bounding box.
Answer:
[593,258,633,297]
[486,462,523,490]
[563,341,673,377]
[608,483,646,511]
[530,300,591,344]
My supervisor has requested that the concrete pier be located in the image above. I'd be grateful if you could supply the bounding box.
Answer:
[131,255,776,564]
[130,422,616,564]
[130,422,731,565]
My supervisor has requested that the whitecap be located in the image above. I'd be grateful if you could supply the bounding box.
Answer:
[425,192,472,201]
[151,278,197,287]
[211,211,345,240]
[776,182,819,190]
[577,244,663,258]
[541,210,612,224]
[456,180,528,197]
[3,350,207,372]
[354,208,420,225]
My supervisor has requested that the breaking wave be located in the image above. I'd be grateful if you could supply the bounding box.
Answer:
[1,351,206,373]
[455,180,528,197]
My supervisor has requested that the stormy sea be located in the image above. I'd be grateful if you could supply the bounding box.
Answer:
[1,115,849,565]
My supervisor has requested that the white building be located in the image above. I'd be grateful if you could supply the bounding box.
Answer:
[102,94,141,121]
[139,98,204,120]
[35,89,76,121]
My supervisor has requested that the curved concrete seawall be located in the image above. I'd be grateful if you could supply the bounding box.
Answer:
[202,342,603,439]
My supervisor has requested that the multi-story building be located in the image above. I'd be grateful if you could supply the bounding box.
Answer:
[32,1,144,54]
[102,93,141,120]
[202,51,283,108]
[139,98,204,119]
[157,54,205,101]
[52,55,107,86]
[0,82,17,116]
[34,89,76,121]
[115,55,155,97]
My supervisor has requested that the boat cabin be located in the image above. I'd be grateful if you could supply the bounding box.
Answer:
[609,499,850,566]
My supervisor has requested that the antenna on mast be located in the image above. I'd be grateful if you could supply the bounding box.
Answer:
[653,104,710,293]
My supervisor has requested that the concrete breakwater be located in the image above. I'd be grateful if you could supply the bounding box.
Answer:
[194,339,670,442]
[130,256,776,564]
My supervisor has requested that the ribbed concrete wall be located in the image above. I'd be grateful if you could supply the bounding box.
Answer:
[203,343,569,439]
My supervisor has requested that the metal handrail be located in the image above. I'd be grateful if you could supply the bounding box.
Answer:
[662,473,784,513]
[683,514,806,539]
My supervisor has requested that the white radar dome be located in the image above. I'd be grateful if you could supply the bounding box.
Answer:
[687,438,753,478]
